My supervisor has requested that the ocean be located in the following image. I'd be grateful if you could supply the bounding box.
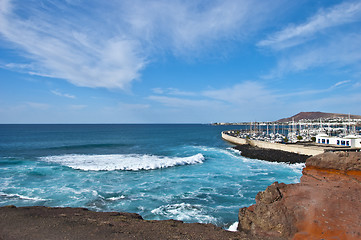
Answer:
[0,124,303,229]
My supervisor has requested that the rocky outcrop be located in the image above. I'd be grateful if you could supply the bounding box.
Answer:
[0,206,268,240]
[238,151,361,240]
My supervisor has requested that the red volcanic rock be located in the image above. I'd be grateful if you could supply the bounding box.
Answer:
[238,151,361,240]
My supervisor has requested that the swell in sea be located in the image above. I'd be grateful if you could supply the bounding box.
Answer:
[0,124,304,229]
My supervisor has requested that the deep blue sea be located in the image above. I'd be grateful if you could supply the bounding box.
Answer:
[0,124,303,229]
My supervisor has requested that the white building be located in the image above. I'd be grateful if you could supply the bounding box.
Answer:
[316,134,361,148]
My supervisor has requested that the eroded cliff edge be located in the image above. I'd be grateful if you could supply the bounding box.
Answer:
[238,151,361,240]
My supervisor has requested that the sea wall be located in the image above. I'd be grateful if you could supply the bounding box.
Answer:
[222,131,324,156]
[238,151,361,240]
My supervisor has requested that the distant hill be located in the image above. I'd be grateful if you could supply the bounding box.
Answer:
[277,112,361,122]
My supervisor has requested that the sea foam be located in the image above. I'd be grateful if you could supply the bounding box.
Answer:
[227,221,239,232]
[0,192,47,201]
[151,203,217,223]
[39,153,205,171]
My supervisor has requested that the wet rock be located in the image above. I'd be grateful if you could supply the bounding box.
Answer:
[233,144,309,163]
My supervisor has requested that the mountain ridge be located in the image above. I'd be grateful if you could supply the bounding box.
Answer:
[277,111,361,122]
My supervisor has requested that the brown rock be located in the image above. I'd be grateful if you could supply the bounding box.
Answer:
[306,151,361,171]
[238,182,296,238]
[0,206,259,240]
[238,151,361,240]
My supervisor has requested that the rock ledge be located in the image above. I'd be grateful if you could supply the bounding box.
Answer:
[238,151,361,240]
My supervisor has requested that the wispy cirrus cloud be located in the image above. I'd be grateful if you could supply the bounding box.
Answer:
[202,81,277,106]
[148,81,282,121]
[259,1,361,78]
[69,105,87,110]
[268,33,361,77]
[25,102,50,110]
[0,0,145,89]
[278,80,352,98]
[151,87,195,96]
[148,95,218,108]
[123,0,275,56]
[51,90,76,99]
[0,0,282,89]
[149,81,279,110]
[258,1,361,50]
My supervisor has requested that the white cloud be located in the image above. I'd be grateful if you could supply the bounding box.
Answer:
[151,88,164,94]
[0,0,11,14]
[148,95,218,108]
[0,1,147,89]
[258,1,361,50]
[25,102,50,110]
[278,80,352,98]
[203,81,277,106]
[353,81,361,88]
[69,105,87,110]
[117,102,150,110]
[271,33,361,75]
[51,90,76,99]
[123,0,274,56]
[333,80,351,87]
[148,82,282,121]
[152,87,195,96]
[0,0,281,89]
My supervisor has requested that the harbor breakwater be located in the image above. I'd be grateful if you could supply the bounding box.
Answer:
[222,131,325,156]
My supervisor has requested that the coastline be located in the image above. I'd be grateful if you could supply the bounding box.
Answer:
[1,152,359,239]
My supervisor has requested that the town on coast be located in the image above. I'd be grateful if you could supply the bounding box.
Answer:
[218,112,361,162]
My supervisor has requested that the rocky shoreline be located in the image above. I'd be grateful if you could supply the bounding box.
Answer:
[0,206,268,240]
[233,144,310,163]
[1,152,360,240]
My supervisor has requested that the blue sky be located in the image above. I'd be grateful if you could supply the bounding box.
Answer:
[1,0,361,123]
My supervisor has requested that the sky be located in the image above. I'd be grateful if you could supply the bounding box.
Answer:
[0,0,361,123]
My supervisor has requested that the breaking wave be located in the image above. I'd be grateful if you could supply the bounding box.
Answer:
[0,192,47,202]
[151,203,217,223]
[39,153,205,171]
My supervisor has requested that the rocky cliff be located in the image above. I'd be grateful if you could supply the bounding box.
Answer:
[238,151,361,240]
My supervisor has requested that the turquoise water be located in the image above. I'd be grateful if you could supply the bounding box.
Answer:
[0,124,303,229]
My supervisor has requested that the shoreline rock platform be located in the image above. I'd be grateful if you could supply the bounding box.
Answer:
[0,206,268,240]
[1,152,360,239]
[233,144,310,163]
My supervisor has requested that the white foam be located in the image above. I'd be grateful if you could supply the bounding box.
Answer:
[227,221,239,232]
[226,147,242,155]
[39,153,205,171]
[243,157,305,174]
[0,192,47,201]
[151,203,217,223]
[108,195,126,201]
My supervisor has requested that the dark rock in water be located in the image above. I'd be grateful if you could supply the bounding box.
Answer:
[238,151,361,239]
[233,144,309,163]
